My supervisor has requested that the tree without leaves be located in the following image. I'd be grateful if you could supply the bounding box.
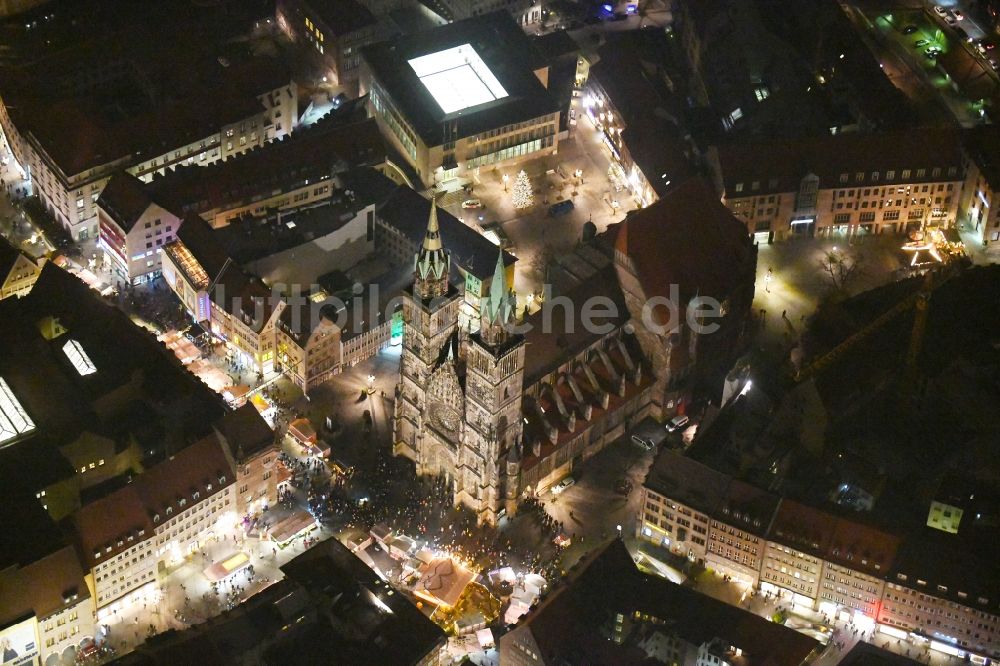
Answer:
[819,248,863,293]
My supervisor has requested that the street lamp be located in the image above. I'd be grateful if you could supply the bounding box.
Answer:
[502,173,509,192]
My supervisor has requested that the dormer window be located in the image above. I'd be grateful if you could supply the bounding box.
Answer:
[178,498,187,508]
[165,507,173,516]
[219,476,226,484]
[193,492,200,501]
[206,483,213,491]
[153,514,160,523]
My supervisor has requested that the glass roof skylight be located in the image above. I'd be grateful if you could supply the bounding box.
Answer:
[408,44,508,114]
[62,339,97,376]
[0,377,35,446]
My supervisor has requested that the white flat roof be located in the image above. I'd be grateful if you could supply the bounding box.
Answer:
[408,44,508,114]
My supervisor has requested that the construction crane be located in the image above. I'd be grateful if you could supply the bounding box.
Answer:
[793,268,949,384]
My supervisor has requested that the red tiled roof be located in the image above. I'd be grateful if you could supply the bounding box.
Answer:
[827,517,900,575]
[0,546,90,625]
[74,485,153,569]
[768,499,838,555]
[609,177,753,314]
[73,434,234,569]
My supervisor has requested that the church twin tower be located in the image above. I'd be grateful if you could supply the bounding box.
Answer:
[392,200,525,525]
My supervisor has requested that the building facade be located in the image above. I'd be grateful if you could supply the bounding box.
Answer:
[709,131,965,243]
[97,173,183,284]
[393,203,655,524]
[74,435,237,616]
[0,74,296,241]
[394,203,526,525]
[635,452,1000,660]
[0,236,42,299]
[959,126,1000,255]
[276,0,382,89]
[215,404,279,520]
[360,12,561,187]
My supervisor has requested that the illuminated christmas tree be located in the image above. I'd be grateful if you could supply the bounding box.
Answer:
[511,169,533,209]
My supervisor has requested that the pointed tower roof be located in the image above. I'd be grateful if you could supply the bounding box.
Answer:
[483,249,511,325]
[414,198,451,300]
[423,199,443,252]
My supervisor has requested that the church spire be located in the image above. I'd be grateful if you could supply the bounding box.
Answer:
[479,249,514,347]
[413,198,451,300]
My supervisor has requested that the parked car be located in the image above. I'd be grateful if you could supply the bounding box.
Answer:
[902,24,918,34]
[551,477,576,494]
[548,199,575,216]
[951,9,964,20]
[933,5,948,16]
[983,39,997,51]
[914,39,929,47]
[631,434,653,450]
[944,14,957,25]
[462,199,483,209]
[666,415,690,432]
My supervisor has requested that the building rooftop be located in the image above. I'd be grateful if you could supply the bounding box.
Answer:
[98,172,154,233]
[0,262,225,484]
[209,167,395,267]
[0,491,67,572]
[644,450,731,515]
[713,129,964,198]
[0,544,90,629]
[604,177,755,306]
[838,641,922,666]
[963,124,1000,191]
[10,53,287,177]
[0,2,290,177]
[889,526,1000,616]
[275,538,447,665]
[0,234,34,278]
[149,117,387,220]
[305,0,378,37]
[124,538,446,665]
[73,433,234,569]
[506,539,819,666]
[375,185,515,281]
[213,403,273,461]
[360,11,558,146]
[522,264,628,386]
